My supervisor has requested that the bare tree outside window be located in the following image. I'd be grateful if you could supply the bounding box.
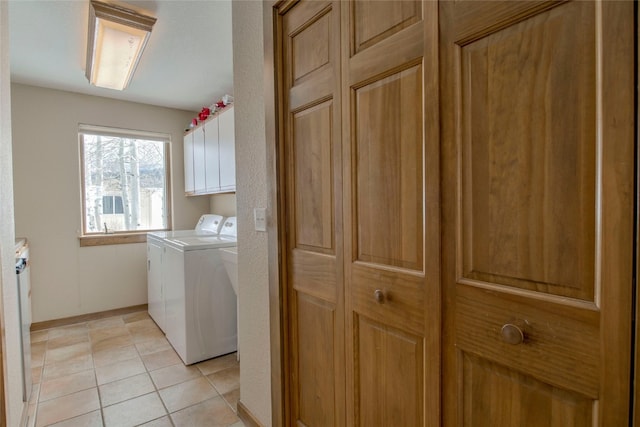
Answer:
[80,127,170,235]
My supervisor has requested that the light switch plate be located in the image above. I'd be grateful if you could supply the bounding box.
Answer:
[254,208,267,232]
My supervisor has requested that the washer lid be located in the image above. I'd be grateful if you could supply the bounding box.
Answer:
[196,214,225,233]
[147,231,169,243]
[164,229,218,239]
[164,235,237,250]
[147,229,217,242]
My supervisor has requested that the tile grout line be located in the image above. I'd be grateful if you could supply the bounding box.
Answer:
[135,323,175,427]
[32,312,241,427]
[32,331,50,427]
[37,325,98,427]
[92,329,106,427]
[203,366,240,414]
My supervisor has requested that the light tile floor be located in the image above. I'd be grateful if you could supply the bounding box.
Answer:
[27,311,244,427]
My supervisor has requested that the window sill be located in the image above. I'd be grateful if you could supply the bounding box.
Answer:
[79,233,148,247]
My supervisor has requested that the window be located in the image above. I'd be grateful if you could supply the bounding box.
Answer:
[79,125,171,242]
[101,195,124,214]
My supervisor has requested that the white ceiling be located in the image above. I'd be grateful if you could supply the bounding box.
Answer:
[8,0,234,113]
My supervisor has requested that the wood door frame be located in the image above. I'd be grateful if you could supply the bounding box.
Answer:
[264,1,287,426]
[634,3,640,425]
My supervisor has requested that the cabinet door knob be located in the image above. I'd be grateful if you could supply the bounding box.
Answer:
[374,289,385,304]
[501,323,524,345]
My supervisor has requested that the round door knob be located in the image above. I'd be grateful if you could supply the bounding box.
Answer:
[501,323,524,345]
[374,289,385,304]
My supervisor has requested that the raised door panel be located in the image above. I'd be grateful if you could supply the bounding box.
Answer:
[293,101,334,253]
[292,12,331,84]
[204,117,220,193]
[281,2,345,425]
[192,126,206,193]
[354,65,423,271]
[295,295,337,427]
[461,353,594,427]
[440,1,634,425]
[460,2,595,300]
[352,0,421,54]
[355,315,423,426]
[343,1,440,426]
[219,107,236,191]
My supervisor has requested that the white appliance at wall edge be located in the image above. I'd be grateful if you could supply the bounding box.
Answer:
[163,217,238,365]
[15,238,31,403]
[219,246,239,360]
[146,214,224,332]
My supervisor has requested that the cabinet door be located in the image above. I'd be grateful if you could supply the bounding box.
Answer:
[204,117,221,193]
[218,107,236,191]
[440,2,634,425]
[342,1,440,425]
[193,126,206,193]
[183,132,194,194]
[282,2,345,425]
[147,240,164,331]
[278,1,439,425]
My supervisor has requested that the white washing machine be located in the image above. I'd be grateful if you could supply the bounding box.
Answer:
[147,214,225,332]
[163,217,238,365]
[147,213,225,244]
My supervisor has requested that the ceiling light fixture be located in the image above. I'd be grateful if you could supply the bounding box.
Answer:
[85,0,156,91]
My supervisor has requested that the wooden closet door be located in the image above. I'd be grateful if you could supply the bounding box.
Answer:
[281,1,345,426]
[440,1,634,425]
[341,1,440,425]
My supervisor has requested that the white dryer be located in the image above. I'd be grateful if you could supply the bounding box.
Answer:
[163,217,238,365]
[146,214,224,331]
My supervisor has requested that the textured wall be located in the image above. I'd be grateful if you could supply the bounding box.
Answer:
[11,84,210,322]
[0,3,26,425]
[232,0,272,424]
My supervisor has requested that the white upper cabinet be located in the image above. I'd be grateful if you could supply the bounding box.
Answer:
[193,125,206,193]
[183,105,235,195]
[218,107,236,191]
[204,117,221,193]
[183,132,194,193]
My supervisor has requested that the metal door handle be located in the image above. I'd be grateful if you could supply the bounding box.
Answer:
[501,323,524,345]
[374,289,385,304]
